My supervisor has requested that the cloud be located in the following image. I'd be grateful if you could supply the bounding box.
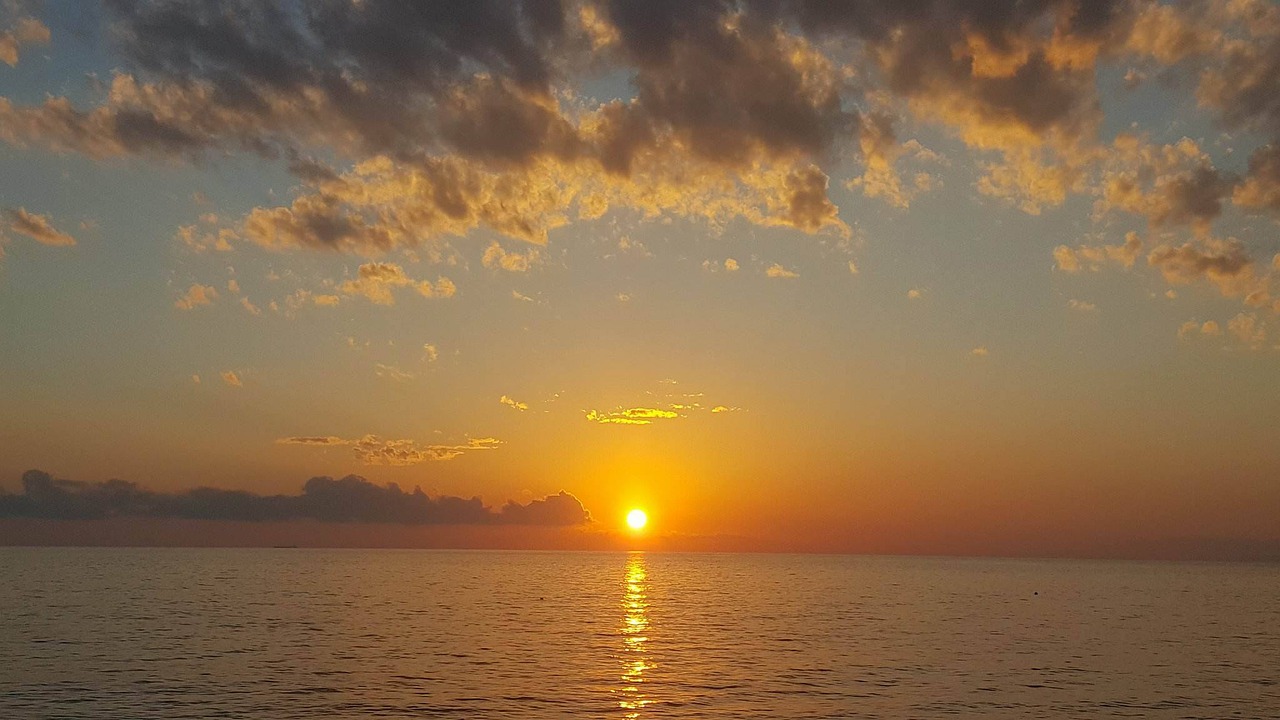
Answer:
[1053,232,1143,272]
[278,434,501,465]
[422,344,439,363]
[500,395,528,411]
[723,257,739,272]
[482,241,538,272]
[339,262,455,305]
[0,15,49,67]
[275,436,346,446]
[0,469,589,526]
[219,371,242,387]
[1146,237,1260,297]
[177,224,235,252]
[907,288,924,300]
[175,283,218,310]
[585,407,679,425]
[1234,144,1280,212]
[1177,319,1221,340]
[1227,312,1266,347]
[765,263,799,279]
[12,0,1280,309]
[971,346,990,357]
[1095,136,1233,232]
[1067,299,1098,312]
[5,208,75,246]
[374,364,414,382]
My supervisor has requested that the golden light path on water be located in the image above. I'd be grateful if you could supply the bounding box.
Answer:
[617,552,651,718]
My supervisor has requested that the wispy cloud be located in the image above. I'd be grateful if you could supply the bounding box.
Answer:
[5,208,74,246]
[500,395,528,411]
[277,434,501,465]
[585,407,680,425]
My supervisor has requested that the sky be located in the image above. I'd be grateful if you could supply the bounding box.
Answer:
[1,0,1279,558]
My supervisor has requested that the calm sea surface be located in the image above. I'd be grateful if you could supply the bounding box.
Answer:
[2,548,1278,719]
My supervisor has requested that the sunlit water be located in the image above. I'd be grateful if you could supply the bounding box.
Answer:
[2,549,1278,718]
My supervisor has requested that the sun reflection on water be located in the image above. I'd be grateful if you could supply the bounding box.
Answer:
[617,551,651,718]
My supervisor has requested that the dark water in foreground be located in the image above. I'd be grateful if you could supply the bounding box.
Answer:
[2,549,1278,719]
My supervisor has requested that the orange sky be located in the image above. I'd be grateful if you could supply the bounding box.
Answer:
[2,1,1280,559]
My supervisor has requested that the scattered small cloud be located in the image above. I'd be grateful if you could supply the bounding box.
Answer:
[500,395,529,411]
[1178,319,1222,339]
[1054,232,1142,273]
[0,17,50,68]
[5,208,75,247]
[340,262,455,305]
[766,263,799,279]
[1227,312,1266,347]
[724,258,740,272]
[374,364,415,382]
[422,344,439,363]
[907,288,924,300]
[482,241,538,272]
[971,346,989,357]
[1068,299,1098,312]
[277,435,503,465]
[175,284,218,310]
[220,371,242,387]
[616,236,652,258]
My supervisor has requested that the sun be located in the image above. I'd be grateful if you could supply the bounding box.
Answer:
[626,508,648,530]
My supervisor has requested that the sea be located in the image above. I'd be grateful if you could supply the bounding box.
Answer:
[1,548,1278,719]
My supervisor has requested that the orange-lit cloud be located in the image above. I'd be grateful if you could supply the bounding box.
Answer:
[339,262,456,305]
[765,263,799,279]
[585,407,680,425]
[0,16,48,67]
[1054,232,1143,273]
[5,208,75,246]
[175,284,218,310]
[500,395,529,412]
[277,435,501,465]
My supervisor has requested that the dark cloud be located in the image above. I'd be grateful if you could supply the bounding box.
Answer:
[14,0,1138,170]
[0,470,591,526]
[1235,144,1280,213]
[99,0,572,163]
[1146,237,1257,297]
[599,0,856,168]
[1152,165,1234,227]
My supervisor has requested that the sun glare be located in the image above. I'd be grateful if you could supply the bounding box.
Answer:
[626,509,648,530]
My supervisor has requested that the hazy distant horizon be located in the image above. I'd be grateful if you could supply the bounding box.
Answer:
[4,467,1278,563]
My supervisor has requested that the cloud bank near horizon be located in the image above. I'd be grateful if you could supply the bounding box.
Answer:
[0,470,591,526]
